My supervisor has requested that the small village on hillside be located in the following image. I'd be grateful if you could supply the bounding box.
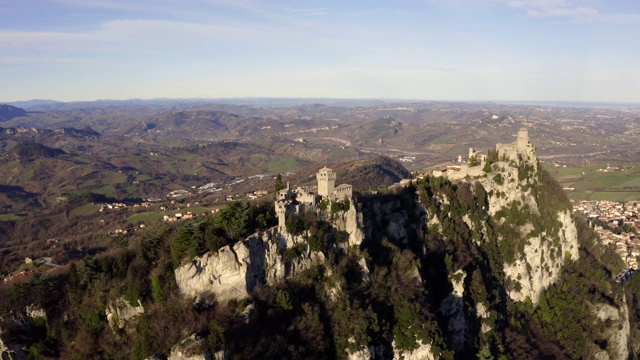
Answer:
[573,200,640,279]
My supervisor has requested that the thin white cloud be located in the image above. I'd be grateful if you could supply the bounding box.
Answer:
[526,6,598,22]
[0,56,81,65]
[0,31,92,49]
[203,0,299,23]
[498,0,640,24]
[600,13,640,24]
[0,18,316,53]
[506,0,571,8]
[50,0,155,12]
[286,7,327,16]
[50,0,313,23]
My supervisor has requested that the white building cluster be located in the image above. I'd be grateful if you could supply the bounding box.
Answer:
[574,200,640,272]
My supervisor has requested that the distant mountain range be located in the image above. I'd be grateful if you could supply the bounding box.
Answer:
[3,99,62,109]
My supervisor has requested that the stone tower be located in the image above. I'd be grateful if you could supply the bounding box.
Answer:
[517,128,529,151]
[317,166,336,198]
[275,200,288,228]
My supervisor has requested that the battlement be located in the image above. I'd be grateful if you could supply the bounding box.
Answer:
[435,127,537,180]
[516,128,529,150]
[317,166,337,197]
[317,166,336,178]
[496,127,535,162]
[277,167,353,228]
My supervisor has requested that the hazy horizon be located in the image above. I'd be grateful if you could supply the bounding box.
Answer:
[5,97,640,110]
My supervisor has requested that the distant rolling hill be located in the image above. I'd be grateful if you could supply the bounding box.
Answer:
[0,126,366,212]
[335,156,412,190]
[0,105,27,122]
[10,142,66,162]
[286,156,412,192]
[0,126,100,143]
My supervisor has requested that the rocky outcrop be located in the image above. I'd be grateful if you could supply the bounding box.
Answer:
[0,306,47,359]
[168,334,211,360]
[175,228,325,304]
[175,241,255,304]
[25,305,46,320]
[0,314,27,360]
[479,156,579,304]
[440,270,469,352]
[326,200,365,248]
[392,340,435,360]
[591,296,631,360]
[175,200,365,304]
[0,338,26,360]
[105,297,144,332]
[346,346,371,360]
[501,210,579,303]
[0,126,100,140]
[0,127,40,135]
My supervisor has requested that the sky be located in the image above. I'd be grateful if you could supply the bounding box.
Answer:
[1,0,639,103]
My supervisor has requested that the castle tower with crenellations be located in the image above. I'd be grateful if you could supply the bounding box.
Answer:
[275,200,288,229]
[516,128,529,151]
[496,127,535,163]
[438,127,537,180]
[317,166,336,198]
[275,167,352,228]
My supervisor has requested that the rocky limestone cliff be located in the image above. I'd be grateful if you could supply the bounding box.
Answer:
[175,200,363,304]
[168,334,211,360]
[0,126,100,139]
[105,296,144,332]
[1,326,18,360]
[175,228,324,304]
[477,153,579,304]
[322,200,365,248]
[0,338,26,360]
[440,270,469,352]
[591,296,631,360]
[0,127,41,135]
[392,340,435,360]
[0,312,29,360]
[346,347,372,360]
[500,209,579,303]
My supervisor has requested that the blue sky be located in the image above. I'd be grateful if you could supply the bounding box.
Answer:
[1,0,639,102]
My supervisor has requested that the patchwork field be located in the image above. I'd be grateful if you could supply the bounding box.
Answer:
[543,162,640,201]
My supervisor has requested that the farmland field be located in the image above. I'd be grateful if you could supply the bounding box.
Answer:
[543,162,640,201]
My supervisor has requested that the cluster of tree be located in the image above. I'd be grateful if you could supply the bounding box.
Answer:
[13,142,65,162]
[0,200,277,359]
[334,156,412,191]
[170,201,276,266]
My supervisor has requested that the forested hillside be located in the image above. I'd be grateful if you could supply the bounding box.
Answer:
[0,152,636,359]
